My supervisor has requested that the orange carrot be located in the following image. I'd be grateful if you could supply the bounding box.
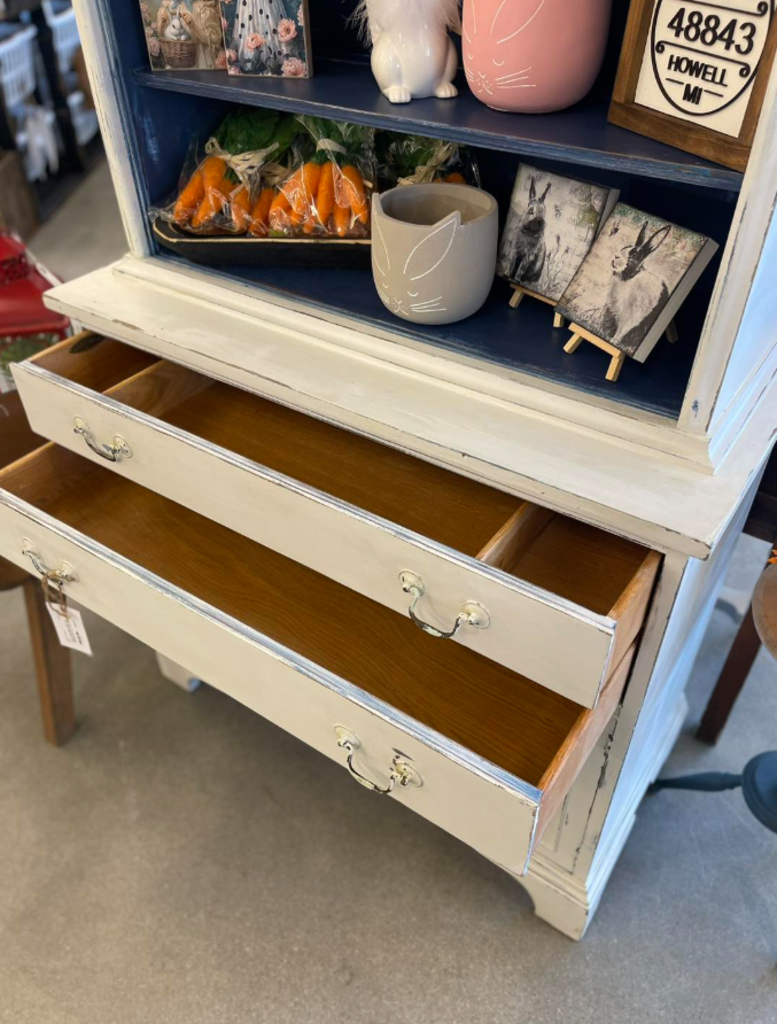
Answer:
[277,165,304,210]
[269,187,292,232]
[315,161,335,231]
[249,187,274,237]
[341,165,369,224]
[333,196,350,238]
[173,168,204,224]
[299,162,322,214]
[444,172,466,183]
[201,155,227,187]
[191,173,229,229]
[231,184,251,234]
[287,162,321,229]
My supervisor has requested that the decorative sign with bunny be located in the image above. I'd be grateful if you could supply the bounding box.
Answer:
[557,203,718,366]
[371,183,498,325]
[498,164,619,304]
[138,0,226,71]
[354,0,460,103]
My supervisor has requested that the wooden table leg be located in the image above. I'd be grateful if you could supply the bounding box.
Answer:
[696,603,761,745]
[22,577,76,746]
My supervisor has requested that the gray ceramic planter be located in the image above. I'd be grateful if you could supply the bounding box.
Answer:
[372,184,499,325]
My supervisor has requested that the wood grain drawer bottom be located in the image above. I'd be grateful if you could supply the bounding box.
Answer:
[0,444,634,875]
[12,334,660,708]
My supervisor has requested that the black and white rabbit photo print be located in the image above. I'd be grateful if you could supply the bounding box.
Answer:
[557,203,711,360]
[497,164,615,303]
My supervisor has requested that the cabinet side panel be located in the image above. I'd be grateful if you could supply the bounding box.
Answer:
[72,0,150,255]
[680,53,777,442]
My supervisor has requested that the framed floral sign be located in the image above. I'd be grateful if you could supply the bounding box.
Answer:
[139,0,226,72]
[220,0,312,78]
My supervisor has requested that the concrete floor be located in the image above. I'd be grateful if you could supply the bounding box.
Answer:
[1,162,776,1022]
[29,160,127,282]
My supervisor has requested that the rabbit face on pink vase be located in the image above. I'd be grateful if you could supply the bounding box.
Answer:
[462,0,612,113]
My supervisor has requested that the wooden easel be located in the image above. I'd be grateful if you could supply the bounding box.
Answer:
[509,284,566,328]
[564,320,679,383]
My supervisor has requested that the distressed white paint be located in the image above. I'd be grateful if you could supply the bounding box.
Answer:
[70,0,151,257]
[43,260,777,558]
[679,49,777,440]
[37,0,777,940]
[0,486,546,875]
[519,483,756,937]
[14,360,621,708]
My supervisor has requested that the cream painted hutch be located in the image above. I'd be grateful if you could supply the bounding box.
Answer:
[2,1,776,939]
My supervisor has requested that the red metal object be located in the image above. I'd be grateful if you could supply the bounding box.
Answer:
[0,233,70,338]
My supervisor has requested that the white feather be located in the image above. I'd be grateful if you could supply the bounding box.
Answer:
[352,0,461,43]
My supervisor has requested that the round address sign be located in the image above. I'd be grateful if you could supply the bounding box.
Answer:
[650,0,774,119]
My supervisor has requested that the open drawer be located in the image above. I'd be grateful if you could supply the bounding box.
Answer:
[12,333,661,708]
[0,444,635,875]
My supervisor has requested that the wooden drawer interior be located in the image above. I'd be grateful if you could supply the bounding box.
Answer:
[30,335,659,663]
[34,334,158,393]
[2,443,633,836]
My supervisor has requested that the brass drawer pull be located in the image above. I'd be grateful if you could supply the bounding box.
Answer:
[335,726,422,794]
[22,540,78,614]
[399,571,490,639]
[73,417,132,462]
[22,541,77,584]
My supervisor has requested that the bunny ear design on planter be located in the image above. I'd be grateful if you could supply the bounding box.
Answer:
[374,207,460,317]
[371,184,499,326]
[404,212,461,282]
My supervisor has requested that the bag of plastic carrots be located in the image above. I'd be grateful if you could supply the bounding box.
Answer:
[153,108,299,236]
[265,116,376,239]
[377,133,481,190]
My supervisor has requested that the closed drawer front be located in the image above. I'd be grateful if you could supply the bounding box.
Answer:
[12,334,660,708]
[0,445,634,875]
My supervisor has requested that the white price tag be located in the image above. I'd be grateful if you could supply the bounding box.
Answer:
[46,604,93,656]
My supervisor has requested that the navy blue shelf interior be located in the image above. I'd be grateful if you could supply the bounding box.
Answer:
[116,0,735,420]
[175,258,700,420]
[133,62,742,193]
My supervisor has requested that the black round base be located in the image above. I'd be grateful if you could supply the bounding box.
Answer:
[742,752,777,834]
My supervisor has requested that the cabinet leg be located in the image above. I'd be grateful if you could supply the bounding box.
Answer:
[23,577,76,746]
[508,867,593,941]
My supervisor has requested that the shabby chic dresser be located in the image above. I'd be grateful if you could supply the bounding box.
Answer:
[2,1,776,938]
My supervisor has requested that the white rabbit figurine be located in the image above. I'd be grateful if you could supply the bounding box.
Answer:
[354,0,460,104]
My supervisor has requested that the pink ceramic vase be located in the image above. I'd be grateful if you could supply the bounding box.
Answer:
[462,0,612,113]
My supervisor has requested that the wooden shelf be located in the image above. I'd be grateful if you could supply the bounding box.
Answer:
[133,60,743,192]
[172,259,700,420]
